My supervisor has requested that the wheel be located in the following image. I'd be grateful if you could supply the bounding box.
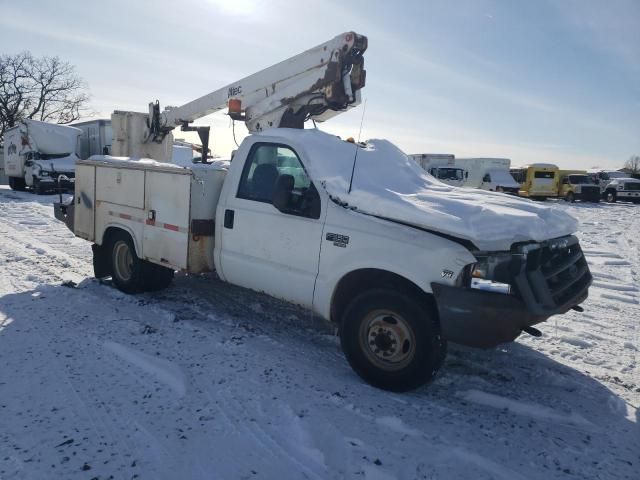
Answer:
[144,263,174,291]
[566,192,575,203]
[108,231,146,294]
[33,178,47,195]
[605,190,617,203]
[496,186,504,193]
[8,176,26,191]
[339,288,445,392]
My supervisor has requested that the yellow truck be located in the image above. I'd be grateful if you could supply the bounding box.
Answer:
[557,170,601,203]
[510,163,559,200]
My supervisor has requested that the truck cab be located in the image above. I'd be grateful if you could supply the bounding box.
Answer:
[601,177,640,203]
[512,163,559,200]
[558,171,600,203]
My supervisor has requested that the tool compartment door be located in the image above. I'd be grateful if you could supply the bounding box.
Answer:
[73,164,96,241]
[143,171,191,270]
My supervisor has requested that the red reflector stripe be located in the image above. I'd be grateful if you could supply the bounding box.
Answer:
[163,223,179,232]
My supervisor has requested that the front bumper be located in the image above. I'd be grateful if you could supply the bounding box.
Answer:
[37,172,75,191]
[432,235,592,348]
[576,187,600,202]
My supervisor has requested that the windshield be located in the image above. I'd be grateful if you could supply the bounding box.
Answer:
[490,170,518,185]
[568,175,592,185]
[436,168,464,180]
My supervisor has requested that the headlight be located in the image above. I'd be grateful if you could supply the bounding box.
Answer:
[618,185,624,190]
[466,252,516,295]
[40,171,49,177]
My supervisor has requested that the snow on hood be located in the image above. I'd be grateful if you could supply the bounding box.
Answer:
[488,169,520,188]
[259,128,578,251]
[33,155,77,173]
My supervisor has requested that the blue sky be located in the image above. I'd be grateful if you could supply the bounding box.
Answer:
[1,0,638,168]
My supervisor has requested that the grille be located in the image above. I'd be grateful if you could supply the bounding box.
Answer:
[581,186,600,200]
[515,236,591,313]
[624,183,640,191]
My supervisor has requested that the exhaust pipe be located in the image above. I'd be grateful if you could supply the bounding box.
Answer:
[522,326,542,337]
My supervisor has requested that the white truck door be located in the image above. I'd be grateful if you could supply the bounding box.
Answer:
[219,143,323,308]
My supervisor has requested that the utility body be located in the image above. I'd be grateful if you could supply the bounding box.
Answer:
[56,32,591,391]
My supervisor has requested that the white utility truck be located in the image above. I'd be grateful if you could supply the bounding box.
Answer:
[456,157,520,194]
[4,119,81,193]
[408,153,466,187]
[599,177,640,203]
[55,32,591,392]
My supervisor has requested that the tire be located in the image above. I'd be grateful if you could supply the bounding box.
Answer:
[566,192,575,203]
[144,262,175,291]
[605,190,617,203]
[339,288,445,392]
[8,176,26,191]
[108,231,147,294]
[33,178,48,195]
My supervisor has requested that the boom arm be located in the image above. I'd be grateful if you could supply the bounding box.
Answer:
[147,32,367,149]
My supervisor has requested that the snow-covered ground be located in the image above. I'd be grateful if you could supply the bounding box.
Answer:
[0,186,637,480]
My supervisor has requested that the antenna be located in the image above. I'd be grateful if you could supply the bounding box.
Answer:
[348,99,367,194]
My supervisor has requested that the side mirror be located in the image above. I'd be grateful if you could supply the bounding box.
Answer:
[272,174,294,212]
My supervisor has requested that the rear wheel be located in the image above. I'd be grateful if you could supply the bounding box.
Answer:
[8,176,26,191]
[339,288,445,392]
[144,263,175,291]
[109,232,146,294]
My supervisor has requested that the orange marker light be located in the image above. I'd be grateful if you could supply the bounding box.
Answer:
[228,98,242,114]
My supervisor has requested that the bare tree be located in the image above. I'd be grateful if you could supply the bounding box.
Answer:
[0,51,90,140]
[624,155,640,175]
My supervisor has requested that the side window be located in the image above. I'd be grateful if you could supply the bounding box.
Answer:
[562,177,569,185]
[482,174,491,183]
[237,143,320,219]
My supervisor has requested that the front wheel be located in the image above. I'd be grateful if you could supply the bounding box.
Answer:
[339,289,445,392]
[8,176,26,191]
[566,192,575,203]
[605,190,617,203]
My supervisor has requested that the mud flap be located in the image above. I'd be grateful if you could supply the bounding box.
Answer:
[92,243,111,279]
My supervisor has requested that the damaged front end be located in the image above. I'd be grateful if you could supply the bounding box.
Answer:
[432,235,592,348]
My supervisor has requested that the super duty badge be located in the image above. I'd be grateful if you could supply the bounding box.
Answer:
[326,232,349,248]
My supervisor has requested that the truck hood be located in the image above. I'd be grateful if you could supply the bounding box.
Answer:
[33,155,77,173]
[488,169,520,189]
[259,129,578,251]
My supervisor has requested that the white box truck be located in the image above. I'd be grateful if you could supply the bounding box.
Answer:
[408,153,467,187]
[456,157,520,194]
[55,32,592,392]
[3,119,81,193]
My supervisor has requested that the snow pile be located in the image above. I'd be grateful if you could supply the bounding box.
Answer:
[85,155,229,173]
[262,128,578,251]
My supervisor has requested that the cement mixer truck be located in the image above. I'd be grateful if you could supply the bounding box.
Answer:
[3,119,81,194]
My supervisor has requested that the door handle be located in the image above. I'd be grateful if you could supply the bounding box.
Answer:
[224,209,234,229]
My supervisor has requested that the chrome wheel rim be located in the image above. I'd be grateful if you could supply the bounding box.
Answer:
[359,310,416,371]
[607,193,614,202]
[113,241,133,281]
